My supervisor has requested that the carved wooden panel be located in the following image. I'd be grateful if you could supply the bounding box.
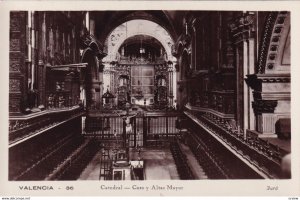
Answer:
[9,94,22,113]
[9,79,21,92]
[10,13,21,31]
[9,57,21,72]
[10,38,21,51]
[9,11,27,115]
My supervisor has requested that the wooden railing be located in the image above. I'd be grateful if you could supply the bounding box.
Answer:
[184,110,284,178]
[46,139,99,180]
[170,141,195,179]
[9,116,82,180]
[9,106,84,146]
[190,90,235,115]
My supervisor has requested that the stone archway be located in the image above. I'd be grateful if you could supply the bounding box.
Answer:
[103,20,176,62]
[102,19,177,108]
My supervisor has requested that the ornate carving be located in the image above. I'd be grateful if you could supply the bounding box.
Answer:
[80,29,106,59]
[172,33,191,58]
[257,12,290,74]
[9,97,21,113]
[264,12,289,73]
[252,100,278,114]
[9,120,29,132]
[10,15,20,31]
[9,79,21,92]
[10,59,21,72]
[118,56,165,65]
[229,12,256,43]
[10,39,21,51]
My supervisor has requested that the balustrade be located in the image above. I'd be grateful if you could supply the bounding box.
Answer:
[190,90,234,115]
[9,106,83,145]
[184,110,284,178]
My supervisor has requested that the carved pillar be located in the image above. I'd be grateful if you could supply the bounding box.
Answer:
[230,12,256,134]
[167,62,174,106]
[37,60,46,107]
[173,61,179,108]
[9,11,27,115]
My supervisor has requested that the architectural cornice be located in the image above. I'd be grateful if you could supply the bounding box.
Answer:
[246,73,290,90]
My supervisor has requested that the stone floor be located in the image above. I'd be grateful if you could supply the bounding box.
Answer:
[78,147,180,180]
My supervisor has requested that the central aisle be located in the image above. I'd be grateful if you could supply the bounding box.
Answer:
[78,148,179,180]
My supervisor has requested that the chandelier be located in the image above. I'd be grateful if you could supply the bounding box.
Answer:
[139,36,145,54]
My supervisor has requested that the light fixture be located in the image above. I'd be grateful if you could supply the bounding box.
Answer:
[140,36,145,54]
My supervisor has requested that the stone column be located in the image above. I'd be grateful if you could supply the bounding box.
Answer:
[230,12,256,135]
[246,74,290,137]
[252,99,278,137]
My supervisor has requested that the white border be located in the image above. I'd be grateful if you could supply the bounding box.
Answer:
[1,1,300,197]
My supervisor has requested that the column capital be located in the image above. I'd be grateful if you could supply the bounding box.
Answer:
[252,99,277,115]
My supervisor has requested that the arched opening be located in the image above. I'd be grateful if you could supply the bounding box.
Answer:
[177,50,190,110]
[102,19,177,109]
[103,19,176,62]
[81,48,101,110]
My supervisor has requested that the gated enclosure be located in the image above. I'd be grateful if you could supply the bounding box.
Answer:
[83,112,182,147]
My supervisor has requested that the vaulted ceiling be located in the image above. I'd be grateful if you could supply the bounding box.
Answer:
[91,10,189,44]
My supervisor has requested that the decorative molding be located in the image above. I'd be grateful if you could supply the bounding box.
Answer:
[9,79,21,92]
[252,100,278,115]
[10,14,22,31]
[9,95,22,113]
[10,38,21,51]
[257,12,290,74]
[9,107,83,145]
[185,104,234,119]
[246,73,290,91]
[264,12,289,73]
[80,31,107,59]
[10,58,21,72]
[118,57,166,65]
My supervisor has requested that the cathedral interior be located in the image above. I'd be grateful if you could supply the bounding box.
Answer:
[8,10,291,180]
